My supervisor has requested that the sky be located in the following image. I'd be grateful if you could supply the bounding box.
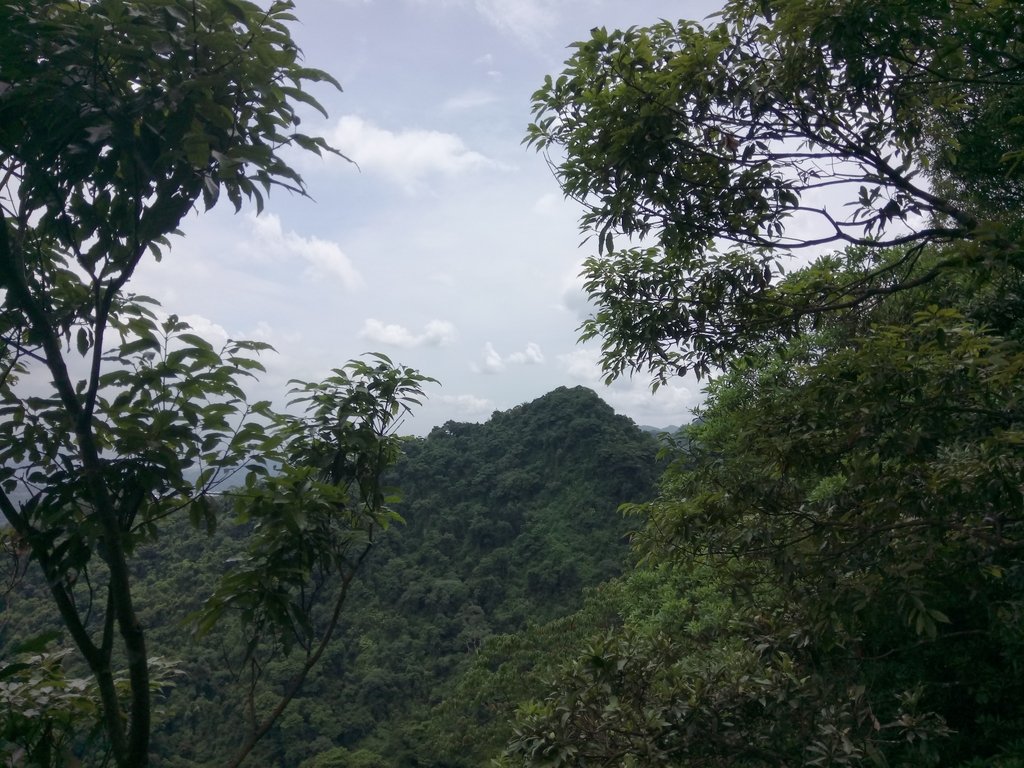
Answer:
[134,0,725,435]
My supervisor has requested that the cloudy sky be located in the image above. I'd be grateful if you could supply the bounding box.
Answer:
[135,0,724,434]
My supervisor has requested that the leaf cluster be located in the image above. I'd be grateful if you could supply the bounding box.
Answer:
[501,252,1024,767]
[0,2,356,764]
[527,0,1023,382]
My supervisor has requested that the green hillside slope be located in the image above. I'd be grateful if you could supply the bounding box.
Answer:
[2,386,661,767]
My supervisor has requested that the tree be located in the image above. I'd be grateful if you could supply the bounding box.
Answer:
[503,254,1024,767]
[195,358,434,768]
[0,2,434,766]
[526,0,1024,383]
[299,746,389,768]
[506,0,1024,764]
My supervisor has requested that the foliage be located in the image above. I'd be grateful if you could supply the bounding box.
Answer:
[0,339,432,767]
[197,357,432,655]
[0,0,341,231]
[2,386,658,766]
[257,386,661,767]
[1,631,183,767]
[0,2,438,766]
[508,1,1024,763]
[299,746,389,768]
[526,0,1024,383]
[502,255,1024,766]
[195,357,434,768]
[1,636,105,766]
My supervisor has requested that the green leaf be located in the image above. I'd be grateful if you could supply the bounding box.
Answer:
[119,337,162,356]
[76,327,89,356]
[222,0,249,23]
[11,631,61,655]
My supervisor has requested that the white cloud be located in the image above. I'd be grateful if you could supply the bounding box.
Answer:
[508,342,544,365]
[473,341,544,374]
[438,393,492,415]
[532,191,566,217]
[429,272,456,288]
[478,341,506,374]
[558,347,702,427]
[329,115,497,191]
[558,348,603,383]
[408,0,554,42]
[443,89,499,111]
[360,318,456,348]
[604,382,700,428]
[469,52,503,80]
[473,0,555,42]
[559,265,596,320]
[249,214,363,291]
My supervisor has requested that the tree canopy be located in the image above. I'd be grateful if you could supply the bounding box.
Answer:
[527,0,1024,382]
[509,0,1024,765]
[2,386,659,766]
[503,261,1024,767]
[0,2,433,766]
[5,0,1024,764]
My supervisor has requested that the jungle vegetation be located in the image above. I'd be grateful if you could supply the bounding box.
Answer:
[4,0,1024,765]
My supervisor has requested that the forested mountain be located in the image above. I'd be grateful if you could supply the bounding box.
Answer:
[496,0,1024,765]
[389,385,661,624]
[2,386,662,767]
[4,1,1024,767]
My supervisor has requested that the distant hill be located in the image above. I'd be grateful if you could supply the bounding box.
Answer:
[2,386,662,767]
[303,385,662,765]
[392,385,662,608]
[640,423,682,435]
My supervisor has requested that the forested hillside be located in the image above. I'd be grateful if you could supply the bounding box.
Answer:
[496,0,1024,765]
[4,1,1024,766]
[2,387,661,766]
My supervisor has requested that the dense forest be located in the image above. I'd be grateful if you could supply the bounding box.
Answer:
[3,0,1024,766]
[2,387,663,766]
